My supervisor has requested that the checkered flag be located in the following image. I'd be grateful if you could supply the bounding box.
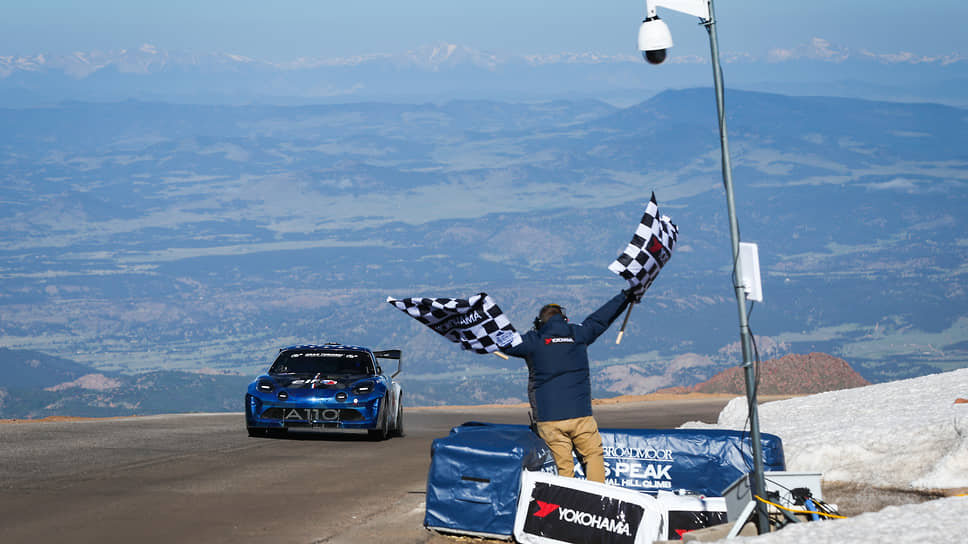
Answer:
[609,192,679,303]
[386,293,522,355]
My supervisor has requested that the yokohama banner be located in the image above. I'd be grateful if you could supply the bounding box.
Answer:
[515,471,664,544]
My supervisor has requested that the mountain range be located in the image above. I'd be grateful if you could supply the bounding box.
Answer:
[0,347,872,419]
[0,348,248,419]
[2,42,966,106]
[4,41,964,78]
[0,88,965,415]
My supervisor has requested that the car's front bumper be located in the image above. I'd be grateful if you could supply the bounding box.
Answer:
[245,394,382,430]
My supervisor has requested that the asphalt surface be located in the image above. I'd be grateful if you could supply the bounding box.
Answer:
[0,398,733,544]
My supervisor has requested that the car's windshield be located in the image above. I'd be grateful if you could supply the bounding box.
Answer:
[269,350,375,375]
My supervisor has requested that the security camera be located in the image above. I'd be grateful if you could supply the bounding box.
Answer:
[638,16,673,65]
[643,49,667,65]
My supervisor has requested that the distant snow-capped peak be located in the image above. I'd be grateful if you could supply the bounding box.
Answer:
[767,37,963,65]
[0,39,962,80]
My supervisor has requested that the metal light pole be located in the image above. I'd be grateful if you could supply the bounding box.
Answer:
[639,0,769,533]
[704,1,770,533]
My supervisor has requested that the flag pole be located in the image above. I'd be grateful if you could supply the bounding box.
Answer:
[615,302,635,344]
[493,351,509,360]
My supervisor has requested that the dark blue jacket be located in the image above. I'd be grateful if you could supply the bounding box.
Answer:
[501,291,631,422]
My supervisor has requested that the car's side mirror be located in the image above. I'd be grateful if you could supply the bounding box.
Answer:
[376,365,382,375]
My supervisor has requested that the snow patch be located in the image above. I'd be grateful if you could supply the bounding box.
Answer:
[683,368,968,490]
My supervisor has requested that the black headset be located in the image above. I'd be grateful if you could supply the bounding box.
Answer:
[533,303,567,330]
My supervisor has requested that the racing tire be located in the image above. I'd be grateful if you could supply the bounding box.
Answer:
[389,397,404,438]
[368,398,389,441]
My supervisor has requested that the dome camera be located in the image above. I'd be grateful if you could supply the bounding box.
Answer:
[638,16,673,65]
[643,49,667,65]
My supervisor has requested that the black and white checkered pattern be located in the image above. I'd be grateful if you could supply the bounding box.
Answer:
[386,293,521,354]
[608,193,679,302]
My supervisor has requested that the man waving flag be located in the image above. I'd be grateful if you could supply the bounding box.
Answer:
[386,293,522,355]
[608,193,679,342]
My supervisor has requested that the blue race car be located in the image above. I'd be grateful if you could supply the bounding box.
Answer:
[245,343,403,440]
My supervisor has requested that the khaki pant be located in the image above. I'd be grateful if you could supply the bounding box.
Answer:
[536,415,605,483]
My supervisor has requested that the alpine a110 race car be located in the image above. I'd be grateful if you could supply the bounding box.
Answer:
[245,343,403,440]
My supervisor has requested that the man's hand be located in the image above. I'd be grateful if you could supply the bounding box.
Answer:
[496,330,523,349]
[623,286,645,304]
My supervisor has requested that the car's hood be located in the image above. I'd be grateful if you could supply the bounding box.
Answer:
[260,373,372,390]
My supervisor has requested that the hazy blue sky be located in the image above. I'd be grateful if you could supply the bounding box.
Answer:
[1,1,963,60]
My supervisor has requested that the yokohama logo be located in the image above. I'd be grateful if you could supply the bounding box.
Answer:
[544,337,574,345]
[532,500,632,536]
[533,500,559,518]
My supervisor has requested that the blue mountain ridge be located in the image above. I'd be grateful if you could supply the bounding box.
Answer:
[0,88,964,415]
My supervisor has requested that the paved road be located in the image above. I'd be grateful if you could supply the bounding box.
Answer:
[0,398,732,544]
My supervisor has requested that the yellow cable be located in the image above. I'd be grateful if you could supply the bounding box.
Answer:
[754,495,848,520]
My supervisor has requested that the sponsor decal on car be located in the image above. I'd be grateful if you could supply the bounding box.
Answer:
[283,408,339,421]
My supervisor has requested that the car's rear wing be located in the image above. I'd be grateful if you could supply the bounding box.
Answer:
[373,349,402,378]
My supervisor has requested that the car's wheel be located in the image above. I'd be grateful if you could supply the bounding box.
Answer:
[390,396,404,438]
[368,398,389,441]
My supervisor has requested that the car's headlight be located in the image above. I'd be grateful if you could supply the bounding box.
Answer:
[257,379,274,393]
[353,381,375,395]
